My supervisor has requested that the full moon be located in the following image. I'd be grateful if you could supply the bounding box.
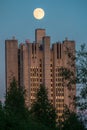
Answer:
[33,8,45,20]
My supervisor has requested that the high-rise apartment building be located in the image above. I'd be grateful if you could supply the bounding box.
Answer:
[5,29,76,119]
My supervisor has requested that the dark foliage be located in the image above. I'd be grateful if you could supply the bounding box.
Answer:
[59,106,86,130]
[76,44,87,111]
[30,84,57,129]
[0,79,56,130]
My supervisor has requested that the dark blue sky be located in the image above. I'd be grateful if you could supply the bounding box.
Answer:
[0,0,87,101]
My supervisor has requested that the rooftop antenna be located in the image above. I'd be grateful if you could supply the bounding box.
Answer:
[12,36,15,40]
[25,39,30,43]
[65,37,68,41]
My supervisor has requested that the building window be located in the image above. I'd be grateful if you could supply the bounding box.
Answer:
[51,74,52,77]
[50,64,52,67]
[40,59,42,62]
[40,64,42,67]
[40,79,42,82]
[51,79,52,82]
[50,69,52,72]
[40,74,42,77]
[40,69,42,72]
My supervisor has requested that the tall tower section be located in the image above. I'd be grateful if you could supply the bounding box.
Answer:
[5,39,18,91]
[19,42,31,107]
[43,36,51,98]
[52,42,64,119]
[35,29,46,45]
[52,39,76,119]
[63,39,76,111]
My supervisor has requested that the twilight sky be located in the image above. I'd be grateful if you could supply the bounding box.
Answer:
[0,0,87,101]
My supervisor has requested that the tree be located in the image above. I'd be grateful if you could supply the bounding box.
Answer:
[59,44,87,129]
[61,106,85,130]
[65,43,87,113]
[0,101,5,130]
[76,44,87,111]
[76,44,87,128]
[30,84,57,129]
[5,78,27,117]
[4,79,55,130]
[4,78,30,130]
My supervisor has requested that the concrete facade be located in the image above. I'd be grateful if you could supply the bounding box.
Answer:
[5,39,18,92]
[5,29,76,119]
